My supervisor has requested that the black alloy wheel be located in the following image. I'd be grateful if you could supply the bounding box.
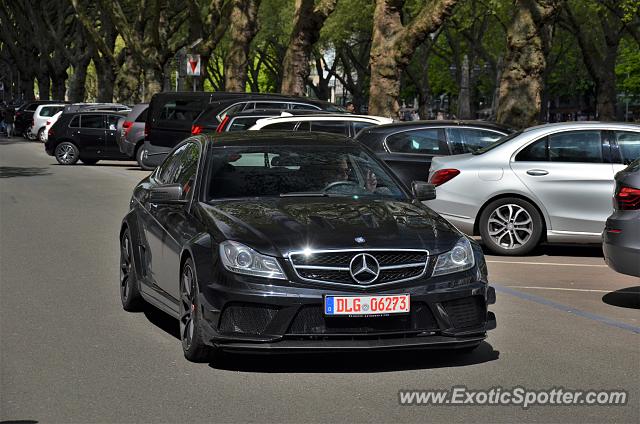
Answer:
[179,258,214,362]
[120,228,143,311]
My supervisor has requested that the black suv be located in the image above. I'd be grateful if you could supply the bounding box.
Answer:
[142,92,344,168]
[45,111,129,165]
[355,121,512,186]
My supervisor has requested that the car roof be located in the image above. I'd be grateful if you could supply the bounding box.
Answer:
[200,131,358,148]
[522,121,640,132]
[360,120,513,134]
[226,109,333,118]
[254,114,392,124]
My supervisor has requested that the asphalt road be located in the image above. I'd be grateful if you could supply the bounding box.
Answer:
[1,139,639,424]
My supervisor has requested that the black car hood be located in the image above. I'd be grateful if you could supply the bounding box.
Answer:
[200,197,462,257]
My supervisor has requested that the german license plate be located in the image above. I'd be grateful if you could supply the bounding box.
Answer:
[324,294,410,316]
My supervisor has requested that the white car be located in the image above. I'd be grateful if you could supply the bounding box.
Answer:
[249,114,394,137]
[42,111,63,142]
[427,122,640,255]
[29,104,66,141]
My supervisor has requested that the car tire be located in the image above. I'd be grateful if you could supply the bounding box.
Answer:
[120,228,144,312]
[137,146,154,171]
[80,158,99,165]
[180,258,215,363]
[479,197,543,256]
[37,128,46,142]
[54,142,80,165]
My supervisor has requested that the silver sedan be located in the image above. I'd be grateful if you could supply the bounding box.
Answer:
[427,122,640,255]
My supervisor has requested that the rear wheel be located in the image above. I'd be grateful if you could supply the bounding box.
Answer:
[479,197,543,255]
[37,128,46,142]
[180,258,215,362]
[54,142,80,165]
[80,158,99,165]
[120,228,144,311]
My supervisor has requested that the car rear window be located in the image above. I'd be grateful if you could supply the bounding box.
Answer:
[40,106,63,117]
[229,117,268,131]
[615,131,640,165]
[261,121,298,130]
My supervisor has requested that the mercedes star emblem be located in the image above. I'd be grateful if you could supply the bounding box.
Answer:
[349,253,380,284]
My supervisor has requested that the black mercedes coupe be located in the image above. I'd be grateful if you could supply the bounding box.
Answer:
[119,131,496,362]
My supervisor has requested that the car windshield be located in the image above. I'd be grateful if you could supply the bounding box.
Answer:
[472,130,522,155]
[206,144,408,201]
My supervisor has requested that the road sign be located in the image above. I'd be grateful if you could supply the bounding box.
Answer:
[186,54,201,76]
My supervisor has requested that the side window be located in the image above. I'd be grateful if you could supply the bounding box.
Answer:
[460,129,504,152]
[516,138,548,161]
[155,144,189,184]
[107,115,120,130]
[310,120,348,135]
[353,121,376,136]
[173,143,200,196]
[262,121,297,130]
[69,116,80,128]
[614,131,640,165]
[253,102,288,110]
[548,131,602,163]
[229,117,263,131]
[80,115,105,129]
[218,103,245,121]
[385,128,447,155]
[291,103,320,110]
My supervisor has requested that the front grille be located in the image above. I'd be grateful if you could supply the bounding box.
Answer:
[289,249,429,287]
[218,303,279,335]
[287,302,439,335]
[442,297,486,329]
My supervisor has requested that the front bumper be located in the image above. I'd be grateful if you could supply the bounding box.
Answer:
[195,274,496,351]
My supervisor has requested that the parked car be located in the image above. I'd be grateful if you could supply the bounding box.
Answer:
[603,158,640,277]
[427,122,640,255]
[192,108,333,135]
[116,103,149,168]
[119,131,496,362]
[62,103,131,114]
[45,110,130,165]
[42,111,63,142]
[29,104,66,141]
[14,100,67,137]
[355,121,512,186]
[142,92,345,168]
[248,114,394,136]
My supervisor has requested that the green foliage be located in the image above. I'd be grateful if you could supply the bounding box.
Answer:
[616,37,640,95]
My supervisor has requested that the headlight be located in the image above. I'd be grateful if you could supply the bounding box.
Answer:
[219,240,286,280]
[432,237,475,276]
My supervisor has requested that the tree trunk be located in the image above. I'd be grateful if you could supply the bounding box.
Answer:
[143,66,164,102]
[115,52,141,103]
[596,67,617,121]
[20,78,35,100]
[37,71,50,100]
[51,71,67,100]
[281,0,338,96]
[496,0,560,129]
[369,0,458,118]
[94,57,115,102]
[224,0,261,92]
[457,54,471,119]
[68,56,91,102]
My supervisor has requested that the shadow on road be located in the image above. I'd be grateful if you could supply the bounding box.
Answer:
[481,243,603,258]
[602,286,640,309]
[142,305,180,339]
[210,342,499,373]
[0,421,39,424]
[0,166,51,178]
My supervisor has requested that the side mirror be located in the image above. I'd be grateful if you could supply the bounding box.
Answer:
[149,184,186,204]
[412,181,436,201]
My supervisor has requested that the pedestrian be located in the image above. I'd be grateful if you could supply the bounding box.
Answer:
[345,102,356,113]
[4,106,14,138]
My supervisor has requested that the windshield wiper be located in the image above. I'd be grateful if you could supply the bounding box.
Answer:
[279,192,330,197]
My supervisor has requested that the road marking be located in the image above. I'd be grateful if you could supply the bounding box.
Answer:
[487,260,607,268]
[503,286,633,294]
[494,284,640,334]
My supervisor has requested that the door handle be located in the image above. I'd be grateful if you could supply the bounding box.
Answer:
[526,169,548,176]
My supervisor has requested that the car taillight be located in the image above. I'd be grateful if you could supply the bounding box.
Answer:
[191,125,202,135]
[615,186,640,210]
[123,120,133,136]
[216,115,230,133]
[429,168,460,186]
